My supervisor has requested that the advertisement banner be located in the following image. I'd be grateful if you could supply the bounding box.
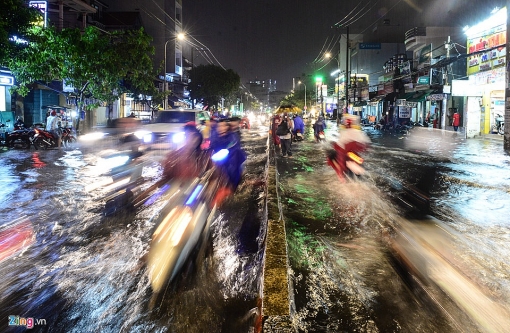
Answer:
[418,44,431,64]
[398,107,411,118]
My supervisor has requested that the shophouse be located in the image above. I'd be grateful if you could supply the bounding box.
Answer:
[452,7,506,138]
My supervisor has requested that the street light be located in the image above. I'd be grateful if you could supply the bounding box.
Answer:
[298,80,306,112]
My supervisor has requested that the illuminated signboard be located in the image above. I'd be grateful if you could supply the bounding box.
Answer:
[465,7,506,76]
[29,1,47,27]
[0,74,14,86]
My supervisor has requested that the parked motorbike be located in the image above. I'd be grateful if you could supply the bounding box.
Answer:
[6,125,32,149]
[492,113,504,135]
[316,130,325,142]
[32,127,59,149]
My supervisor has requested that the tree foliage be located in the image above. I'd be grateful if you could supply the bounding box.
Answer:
[0,0,41,66]
[280,88,309,109]
[7,26,159,109]
[188,64,240,107]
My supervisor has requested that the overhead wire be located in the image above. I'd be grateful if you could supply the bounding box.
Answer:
[138,1,226,70]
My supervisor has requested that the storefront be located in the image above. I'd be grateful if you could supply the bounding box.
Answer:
[463,6,506,136]
[0,70,15,130]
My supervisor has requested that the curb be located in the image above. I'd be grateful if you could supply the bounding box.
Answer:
[259,134,295,332]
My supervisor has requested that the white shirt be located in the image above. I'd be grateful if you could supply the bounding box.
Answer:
[46,115,58,131]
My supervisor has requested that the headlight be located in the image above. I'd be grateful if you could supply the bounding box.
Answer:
[172,132,186,144]
[106,155,131,168]
[134,130,153,143]
[79,132,106,141]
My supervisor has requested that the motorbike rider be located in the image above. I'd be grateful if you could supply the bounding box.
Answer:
[292,113,305,142]
[328,116,371,181]
[313,116,326,142]
[162,122,211,181]
[209,118,247,205]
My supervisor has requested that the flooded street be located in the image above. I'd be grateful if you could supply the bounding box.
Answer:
[277,122,510,332]
[0,121,269,333]
[2,118,510,332]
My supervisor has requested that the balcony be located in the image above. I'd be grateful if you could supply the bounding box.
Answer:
[59,0,96,14]
[404,27,427,52]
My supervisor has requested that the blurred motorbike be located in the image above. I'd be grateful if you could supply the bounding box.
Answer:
[327,141,366,181]
[146,148,232,295]
[317,130,325,142]
[0,216,35,262]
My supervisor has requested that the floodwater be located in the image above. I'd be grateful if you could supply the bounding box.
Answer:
[277,122,510,332]
[0,120,269,333]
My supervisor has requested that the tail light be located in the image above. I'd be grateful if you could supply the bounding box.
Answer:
[347,151,364,164]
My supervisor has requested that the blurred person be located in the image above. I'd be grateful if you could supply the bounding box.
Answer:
[276,113,294,157]
[292,113,305,142]
[162,123,210,181]
[240,114,251,129]
[271,114,281,146]
[327,116,371,181]
[209,118,247,205]
[229,116,242,140]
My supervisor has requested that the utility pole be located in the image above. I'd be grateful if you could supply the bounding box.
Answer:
[191,47,194,109]
[345,26,349,114]
[505,3,510,150]
[337,36,341,122]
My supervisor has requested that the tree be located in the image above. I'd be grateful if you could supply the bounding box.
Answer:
[188,64,240,108]
[7,25,159,130]
[0,0,41,66]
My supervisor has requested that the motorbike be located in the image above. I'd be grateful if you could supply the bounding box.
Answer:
[240,118,250,129]
[492,114,504,135]
[294,129,303,141]
[317,130,325,142]
[146,147,234,295]
[60,127,77,148]
[327,141,366,181]
[32,127,59,149]
[6,125,33,149]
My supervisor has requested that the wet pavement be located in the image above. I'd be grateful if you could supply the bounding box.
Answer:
[0,121,269,333]
[1,119,510,332]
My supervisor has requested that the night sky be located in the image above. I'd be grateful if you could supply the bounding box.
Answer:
[184,0,505,92]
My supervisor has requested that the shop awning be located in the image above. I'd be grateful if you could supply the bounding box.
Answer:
[400,92,416,100]
[407,90,433,102]
[369,95,385,103]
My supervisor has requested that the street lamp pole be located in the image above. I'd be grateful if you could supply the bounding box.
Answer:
[298,81,307,111]
[337,36,341,122]
[163,38,173,110]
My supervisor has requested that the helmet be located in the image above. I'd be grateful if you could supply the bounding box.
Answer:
[51,110,57,116]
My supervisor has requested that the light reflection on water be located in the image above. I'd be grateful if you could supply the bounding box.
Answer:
[279,124,510,332]
[0,124,268,333]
